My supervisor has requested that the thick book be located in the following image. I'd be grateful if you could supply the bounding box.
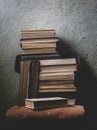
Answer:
[39,58,77,66]
[21,29,56,39]
[21,42,57,49]
[39,71,75,81]
[39,83,76,90]
[28,60,40,98]
[40,64,77,74]
[39,80,74,85]
[21,34,56,39]
[38,91,77,99]
[21,53,61,61]
[18,60,30,106]
[21,31,56,39]
[21,47,57,54]
[25,97,68,109]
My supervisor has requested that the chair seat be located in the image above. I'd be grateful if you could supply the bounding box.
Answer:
[6,105,85,120]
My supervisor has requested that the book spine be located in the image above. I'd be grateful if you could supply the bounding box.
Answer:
[21,53,61,61]
[18,61,30,106]
[28,60,40,98]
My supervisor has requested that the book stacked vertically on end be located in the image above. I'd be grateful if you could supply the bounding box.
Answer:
[18,29,78,109]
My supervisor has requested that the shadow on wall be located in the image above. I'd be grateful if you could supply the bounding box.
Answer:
[75,57,97,129]
[14,39,97,129]
[58,39,97,129]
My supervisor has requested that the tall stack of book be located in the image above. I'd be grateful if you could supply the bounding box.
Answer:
[19,29,60,105]
[18,29,78,106]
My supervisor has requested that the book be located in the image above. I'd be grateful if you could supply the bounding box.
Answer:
[21,29,56,38]
[21,29,56,35]
[39,88,77,93]
[28,60,40,98]
[40,64,77,74]
[18,60,30,106]
[21,29,56,39]
[21,42,57,49]
[21,47,57,54]
[21,34,56,39]
[39,83,76,90]
[39,58,77,66]
[38,91,77,99]
[25,97,68,109]
[39,80,75,88]
[20,37,59,44]
[39,72,75,81]
[21,53,61,61]
[39,80,74,85]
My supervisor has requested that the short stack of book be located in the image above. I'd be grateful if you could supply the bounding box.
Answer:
[20,29,60,60]
[39,58,77,94]
[18,29,78,108]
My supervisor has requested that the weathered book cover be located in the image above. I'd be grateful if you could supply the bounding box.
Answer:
[18,60,30,106]
[21,53,61,61]
[21,47,57,54]
[28,60,40,98]
[25,97,68,109]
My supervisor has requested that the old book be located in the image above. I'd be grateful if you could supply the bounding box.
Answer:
[21,34,56,39]
[21,47,57,54]
[18,60,30,106]
[28,60,40,98]
[39,58,77,66]
[21,42,57,49]
[39,80,74,85]
[21,29,56,39]
[39,83,76,90]
[39,88,77,93]
[20,37,59,44]
[39,72,75,81]
[21,29,56,34]
[38,91,77,99]
[40,64,77,74]
[25,97,68,109]
[21,53,61,61]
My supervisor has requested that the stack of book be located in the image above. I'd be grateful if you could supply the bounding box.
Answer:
[39,58,77,93]
[20,29,60,60]
[28,58,77,106]
[18,29,78,107]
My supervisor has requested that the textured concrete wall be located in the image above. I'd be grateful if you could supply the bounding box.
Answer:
[0,0,97,111]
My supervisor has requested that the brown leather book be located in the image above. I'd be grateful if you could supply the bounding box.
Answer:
[28,60,40,98]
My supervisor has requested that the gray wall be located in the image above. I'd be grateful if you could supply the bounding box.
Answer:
[0,0,97,111]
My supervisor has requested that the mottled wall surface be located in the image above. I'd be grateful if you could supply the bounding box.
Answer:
[0,0,97,120]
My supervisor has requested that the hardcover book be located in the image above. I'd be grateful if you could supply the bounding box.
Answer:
[28,60,40,98]
[25,97,68,109]
[21,29,56,39]
[18,60,30,106]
